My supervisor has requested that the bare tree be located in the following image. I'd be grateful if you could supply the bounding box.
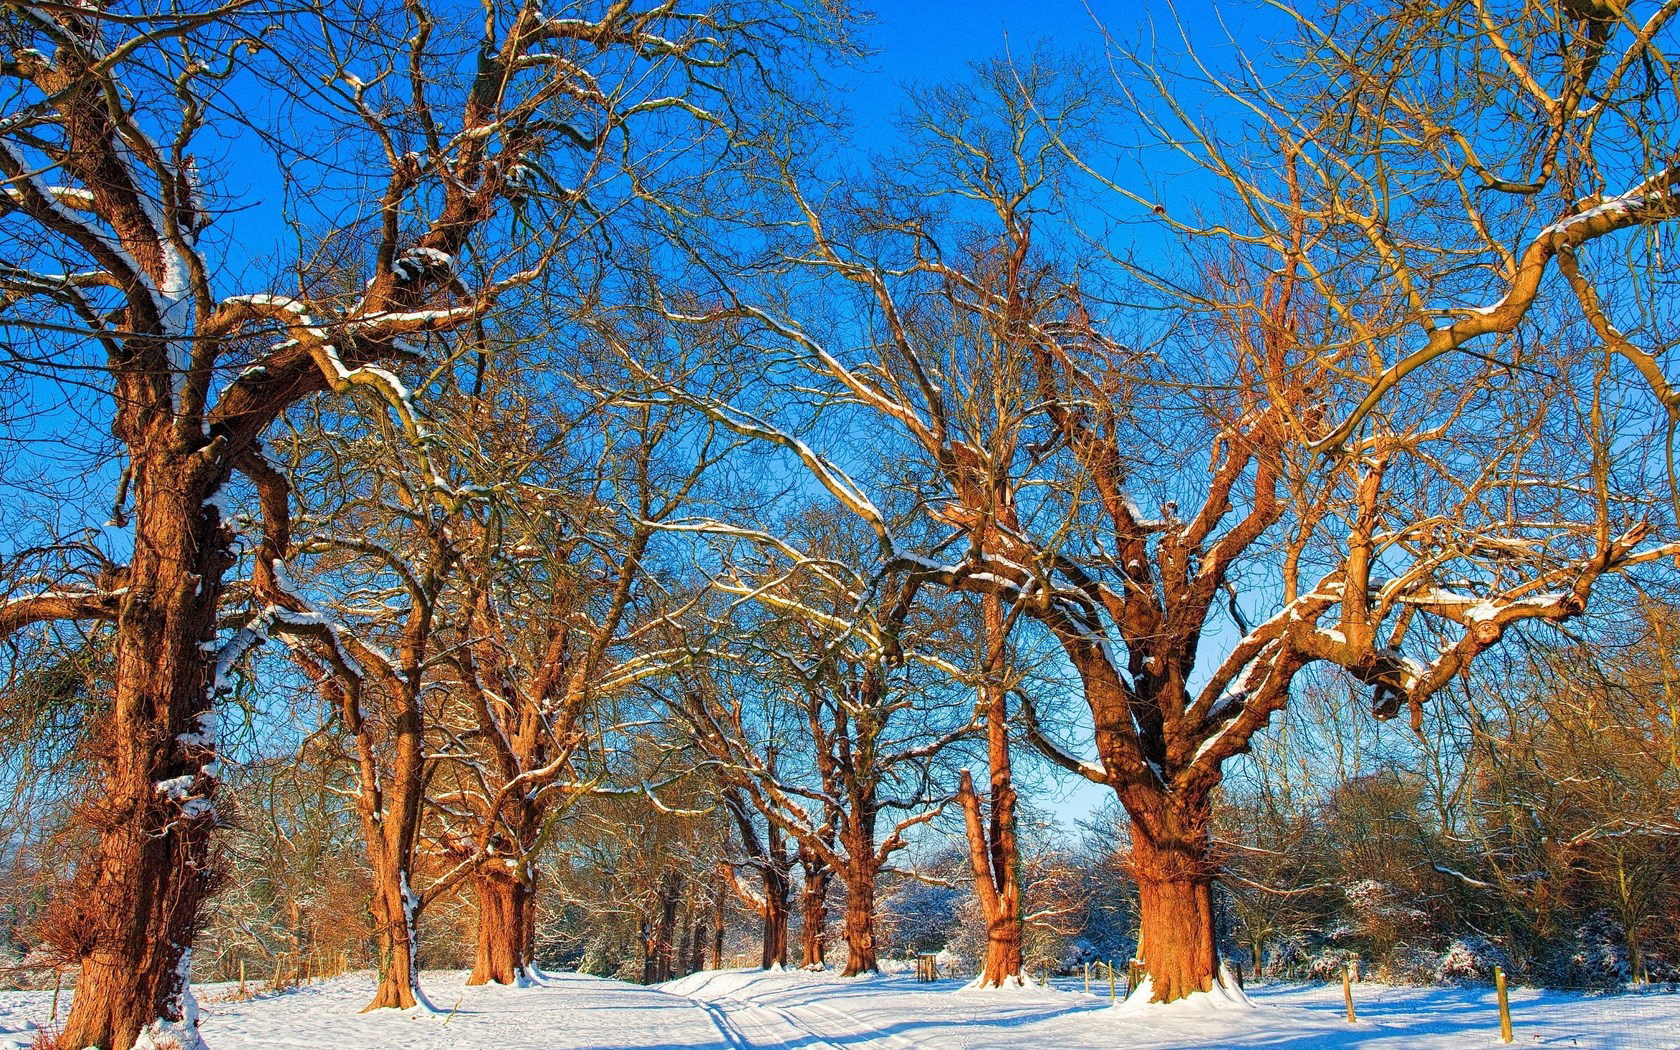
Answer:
[670,526,970,976]
[955,593,1028,987]
[424,381,716,987]
[641,49,1680,1001]
[0,0,850,1040]
[718,785,794,969]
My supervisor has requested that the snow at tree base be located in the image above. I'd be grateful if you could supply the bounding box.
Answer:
[3,969,1677,1050]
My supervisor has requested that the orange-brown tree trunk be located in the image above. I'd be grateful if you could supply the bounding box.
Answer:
[959,594,1025,988]
[364,864,427,1010]
[1129,803,1221,1003]
[56,449,228,1050]
[798,855,832,970]
[839,857,878,976]
[959,771,1025,988]
[469,863,533,986]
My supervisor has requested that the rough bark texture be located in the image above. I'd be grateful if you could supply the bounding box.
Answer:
[57,449,228,1050]
[761,873,790,970]
[469,864,533,985]
[1129,805,1220,1003]
[959,771,1025,988]
[839,857,879,976]
[364,869,422,1010]
[798,853,832,970]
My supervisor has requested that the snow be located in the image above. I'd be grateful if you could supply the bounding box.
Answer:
[0,969,1675,1049]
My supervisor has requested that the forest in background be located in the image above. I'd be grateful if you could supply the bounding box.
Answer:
[2,0,1680,1047]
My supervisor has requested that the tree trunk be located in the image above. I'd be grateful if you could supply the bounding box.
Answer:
[689,921,706,974]
[58,452,228,1050]
[959,593,1026,989]
[1129,805,1221,1003]
[710,879,726,970]
[959,772,1025,988]
[644,871,681,983]
[762,871,790,970]
[839,860,879,976]
[364,863,425,1010]
[468,863,532,986]
[798,859,832,970]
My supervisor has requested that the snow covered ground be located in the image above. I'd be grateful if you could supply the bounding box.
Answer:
[1,967,1676,1049]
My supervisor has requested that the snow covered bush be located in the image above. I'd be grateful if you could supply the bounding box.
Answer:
[1435,938,1509,983]
[1305,947,1360,981]
[1564,912,1633,989]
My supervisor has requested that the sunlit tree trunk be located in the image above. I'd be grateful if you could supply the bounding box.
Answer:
[957,595,1025,988]
[798,847,832,970]
[469,860,533,986]
[59,449,228,1050]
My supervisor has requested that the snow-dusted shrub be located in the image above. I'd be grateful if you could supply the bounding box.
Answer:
[1435,937,1509,983]
[1564,912,1632,989]
[1305,946,1360,981]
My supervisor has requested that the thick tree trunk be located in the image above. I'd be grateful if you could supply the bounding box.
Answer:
[468,864,532,986]
[58,452,228,1050]
[365,865,425,1010]
[1129,806,1222,1003]
[798,859,832,970]
[839,861,879,976]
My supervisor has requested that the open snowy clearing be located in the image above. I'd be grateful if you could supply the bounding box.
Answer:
[1,968,1676,1049]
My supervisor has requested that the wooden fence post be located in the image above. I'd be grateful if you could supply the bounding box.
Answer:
[239,958,246,996]
[1495,965,1513,1043]
[1342,964,1356,1023]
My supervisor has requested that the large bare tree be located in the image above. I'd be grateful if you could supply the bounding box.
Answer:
[0,0,848,1043]
[645,47,1680,1002]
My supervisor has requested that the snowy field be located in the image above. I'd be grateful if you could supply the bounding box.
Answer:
[2,967,1677,1049]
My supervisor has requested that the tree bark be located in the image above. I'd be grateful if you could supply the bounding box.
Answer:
[648,871,681,983]
[57,451,228,1050]
[364,861,425,1010]
[761,871,790,970]
[959,594,1026,989]
[798,853,832,970]
[839,858,879,976]
[468,862,533,986]
[710,876,726,970]
[688,921,706,975]
[959,771,1025,988]
[1129,803,1221,1003]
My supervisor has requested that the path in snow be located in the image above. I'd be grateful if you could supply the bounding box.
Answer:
[0,967,1676,1049]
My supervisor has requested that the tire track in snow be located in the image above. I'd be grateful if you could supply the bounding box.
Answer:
[796,995,927,1050]
[688,988,927,1050]
[692,993,848,1050]
[692,997,757,1050]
